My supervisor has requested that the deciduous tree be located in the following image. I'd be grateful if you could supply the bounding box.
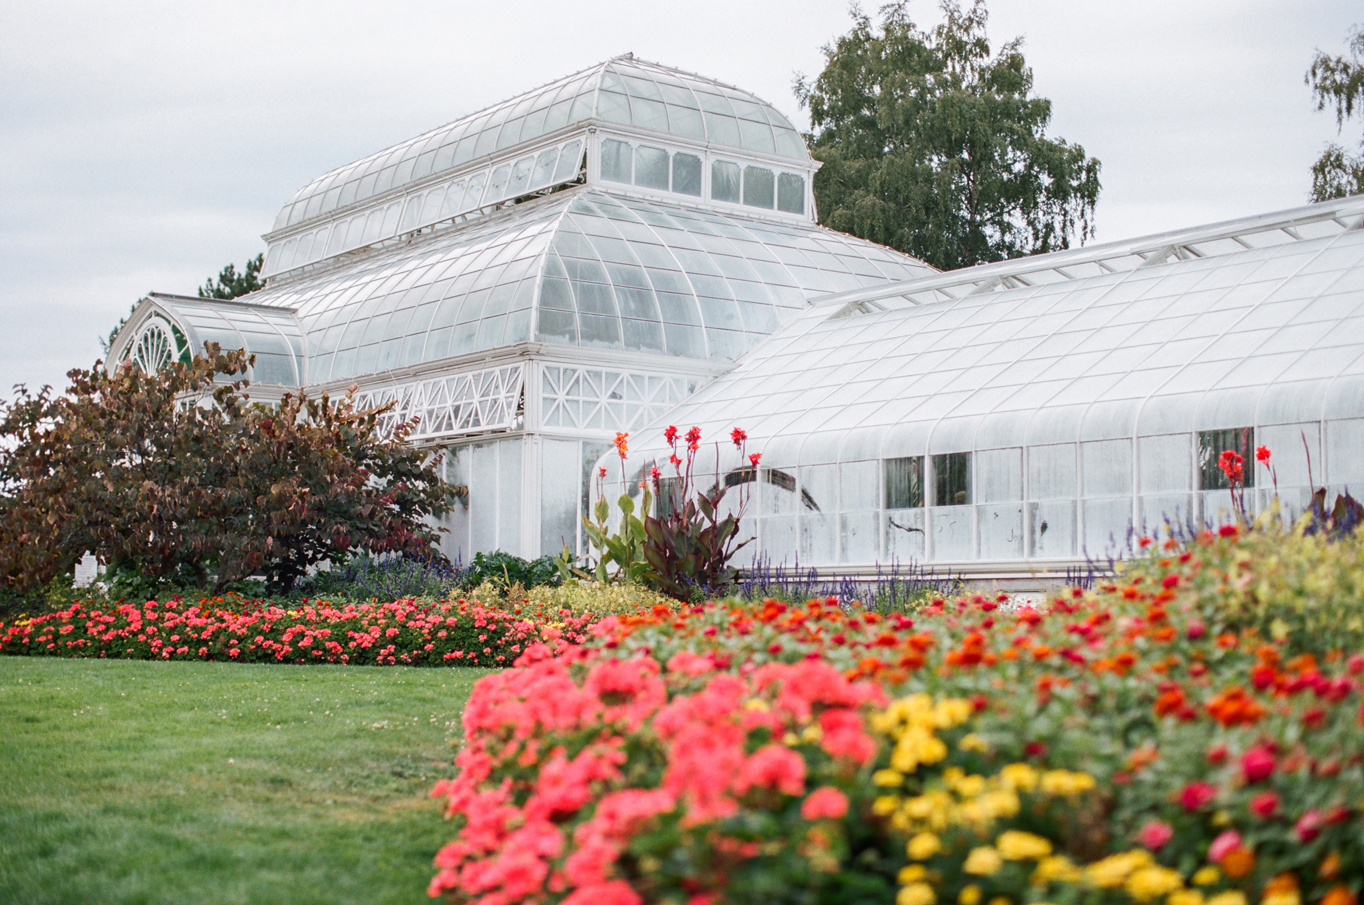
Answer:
[1308,24,1364,201]
[796,0,1101,271]
[0,347,451,594]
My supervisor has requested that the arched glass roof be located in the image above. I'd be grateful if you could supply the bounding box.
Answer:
[115,294,307,387]
[272,57,809,233]
[617,197,1364,565]
[246,187,932,385]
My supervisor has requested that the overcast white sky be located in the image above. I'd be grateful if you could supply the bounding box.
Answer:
[1,0,1357,399]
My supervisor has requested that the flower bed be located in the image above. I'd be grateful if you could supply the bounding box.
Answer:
[0,596,595,668]
[429,526,1364,905]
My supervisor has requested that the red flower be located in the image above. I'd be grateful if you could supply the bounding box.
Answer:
[1218,449,1244,482]
[1138,820,1174,849]
[749,452,762,467]
[1256,445,1271,464]
[664,425,678,444]
[1219,523,1239,538]
[1295,808,1324,842]
[598,466,608,479]
[684,426,701,447]
[1249,791,1279,818]
[801,786,849,821]
[730,427,747,447]
[1241,747,1276,784]
[1206,744,1229,766]
[1179,781,1218,812]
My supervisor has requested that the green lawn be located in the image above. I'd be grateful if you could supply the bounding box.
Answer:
[0,657,486,905]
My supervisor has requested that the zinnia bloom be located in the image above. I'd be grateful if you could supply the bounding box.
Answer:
[1241,746,1275,783]
[1137,820,1173,850]
[1179,781,1218,812]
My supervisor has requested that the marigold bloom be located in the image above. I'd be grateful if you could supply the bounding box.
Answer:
[1125,864,1184,901]
[1321,885,1358,905]
[1219,845,1255,878]
[906,832,941,860]
[897,883,936,905]
[962,846,1004,875]
[996,830,1052,860]
[957,886,982,905]
[1206,894,1247,905]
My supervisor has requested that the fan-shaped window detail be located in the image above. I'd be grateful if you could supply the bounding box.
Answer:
[128,316,190,373]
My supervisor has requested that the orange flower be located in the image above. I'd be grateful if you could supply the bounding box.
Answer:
[1321,885,1357,905]
[1264,873,1299,896]
[1318,852,1341,880]
[1220,845,1255,878]
[1206,685,1267,727]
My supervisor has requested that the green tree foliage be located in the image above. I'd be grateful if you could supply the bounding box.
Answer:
[0,347,452,594]
[1307,24,1364,201]
[796,0,1101,271]
[199,253,266,300]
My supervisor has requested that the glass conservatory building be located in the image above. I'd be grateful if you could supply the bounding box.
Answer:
[616,195,1364,581]
[108,57,935,563]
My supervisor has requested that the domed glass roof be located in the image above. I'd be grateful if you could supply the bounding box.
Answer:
[272,57,810,234]
[244,186,933,385]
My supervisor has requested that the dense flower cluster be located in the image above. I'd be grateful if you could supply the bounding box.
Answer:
[0,595,595,667]
[431,526,1364,905]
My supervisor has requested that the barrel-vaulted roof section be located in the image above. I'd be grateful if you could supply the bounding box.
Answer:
[272,57,810,234]
[113,294,307,387]
[242,186,933,386]
[625,196,1364,471]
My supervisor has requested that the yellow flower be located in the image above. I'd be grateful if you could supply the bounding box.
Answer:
[1262,894,1300,905]
[978,789,1020,820]
[963,846,1004,876]
[1207,894,1248,905]
[1086,851,1154,888]
[955,774,987,798]
[874,769,905,787]
[996,830,1053,860]
[907,833,942,860]
[897,882,936,905]
[1126,865,1185,901]
[1168,891,1204,905]
[1033,855,1082,884]
[1192,867,1220,887]
[873,796,900,816]
[782,732,800,746]
[898,865,928,883]
[801,724,823,743]
[1040,770,1096,797]
[934,697,973,727]
[959,885,982,905]
[959,733,989,752]
[1211,809,1232,827]
[999,762,1039,792]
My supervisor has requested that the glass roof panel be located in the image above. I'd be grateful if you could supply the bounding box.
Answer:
[272,58,811,235]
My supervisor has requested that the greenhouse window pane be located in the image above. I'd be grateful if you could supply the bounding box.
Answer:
[1028,501,1075,557]
[976,448,1022,502]
[932,452,971,506]
[506,155,534,197]
[1028,444,1076,500]
[1197,427,1255,490]
[1139,434,1192,492]
[554,140,584,182]
[978,504,1024,559]
[742,166,775,209]
[530,148,558,189]
[777,173,805,214]
[930,506,973,559]
[601,139,631,184]
[1082,439,1132,496]
[672,153,702,196]
[712,161,740,203]
[886,509,925,562]
[634,146,669,190]
[884,456,924,508]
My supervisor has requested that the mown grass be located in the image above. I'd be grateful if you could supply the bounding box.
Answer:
[0,657,486,905]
